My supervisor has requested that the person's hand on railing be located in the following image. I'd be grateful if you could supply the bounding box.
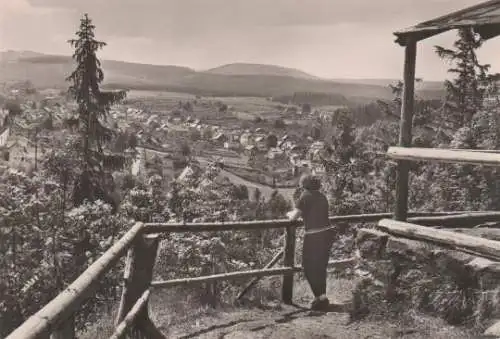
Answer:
[286,208,301,221]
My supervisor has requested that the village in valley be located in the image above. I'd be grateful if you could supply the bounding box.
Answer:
[0,81,340,199]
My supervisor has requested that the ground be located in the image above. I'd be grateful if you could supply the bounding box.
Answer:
[148,277,482,339]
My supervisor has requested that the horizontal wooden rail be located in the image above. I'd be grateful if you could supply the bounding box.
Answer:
[142,211,476,234]
[387,146,500,166]
[151,267,299,288]
[144,219,300,233]
[6,222,145,339]
[151,258,356,289]
[110,290,150,339]
[408,212,500,227]
[377,219,500,260]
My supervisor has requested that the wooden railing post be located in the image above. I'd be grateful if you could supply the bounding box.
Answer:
[50,315,75,339]
[115,233,164,338]
[394,37,417,221]
[281,225,296,304]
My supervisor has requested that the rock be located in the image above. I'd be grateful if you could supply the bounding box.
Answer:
[433,250,477,287]
[434,250,475,269]
[385,236,434,261]
[466,258,500,290]
[478,262,500,290]
[467,257,496,272]
[355,229,388,259]
[484,319,500,337]
[476,289,500,324]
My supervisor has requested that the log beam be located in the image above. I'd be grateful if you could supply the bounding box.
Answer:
[408,212,500,227]
[377,218,500,260]
[387,147,500,166]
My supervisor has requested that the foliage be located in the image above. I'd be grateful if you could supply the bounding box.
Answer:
[4,100,22,117]
[0,166,129,336]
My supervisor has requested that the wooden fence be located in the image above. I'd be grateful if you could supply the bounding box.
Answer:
[7,210,494,339]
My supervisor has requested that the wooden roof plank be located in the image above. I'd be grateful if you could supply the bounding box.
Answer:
[394,0,500,45]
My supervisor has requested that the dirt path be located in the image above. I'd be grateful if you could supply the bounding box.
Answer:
[150,278,480,339]
[160,307,477,339]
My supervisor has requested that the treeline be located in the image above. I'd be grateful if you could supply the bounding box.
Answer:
[272,91,350,106]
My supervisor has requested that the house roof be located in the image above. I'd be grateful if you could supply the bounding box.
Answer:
[395,0,500,46]
[213,133,226,140]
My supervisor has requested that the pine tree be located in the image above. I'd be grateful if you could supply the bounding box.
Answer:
[435,28,499,130]
[66,13,127,207]
[431,28,500,210]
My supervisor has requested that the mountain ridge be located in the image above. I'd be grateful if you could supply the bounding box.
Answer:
[204,62,320,80]
[0,50,445,103]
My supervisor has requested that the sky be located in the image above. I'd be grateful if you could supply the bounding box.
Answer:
[2,0,500,81]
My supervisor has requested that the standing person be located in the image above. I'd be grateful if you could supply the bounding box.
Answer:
[287,174,334,311]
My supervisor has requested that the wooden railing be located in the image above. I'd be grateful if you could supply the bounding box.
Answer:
[7,210,500,339]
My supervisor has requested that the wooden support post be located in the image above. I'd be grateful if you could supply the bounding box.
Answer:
[115,234,164,339]
[282,226,296,304]
[394,37,417,221]
[50,316,75,339]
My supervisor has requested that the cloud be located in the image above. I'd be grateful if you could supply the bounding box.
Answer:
[0,0,72,52]
[23,0,480,39]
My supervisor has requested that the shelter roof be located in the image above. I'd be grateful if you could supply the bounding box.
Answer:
[395,0,500,45]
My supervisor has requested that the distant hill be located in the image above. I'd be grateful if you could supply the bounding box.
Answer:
[331,78,445,97]
[0,50,445,104]
[0,50,196,89]
[205,63,319,80]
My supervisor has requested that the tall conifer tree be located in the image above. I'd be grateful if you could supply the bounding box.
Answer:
[66,13,127,207]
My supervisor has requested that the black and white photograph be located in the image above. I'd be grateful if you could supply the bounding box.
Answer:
[3,1,500,338]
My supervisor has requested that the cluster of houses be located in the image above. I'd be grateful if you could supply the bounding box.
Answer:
[124,105,335,175]
[62,102,335,177]
[201,125,333,175]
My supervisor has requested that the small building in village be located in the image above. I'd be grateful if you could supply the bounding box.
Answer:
[239,132,253,147]
[212,132,228,145]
